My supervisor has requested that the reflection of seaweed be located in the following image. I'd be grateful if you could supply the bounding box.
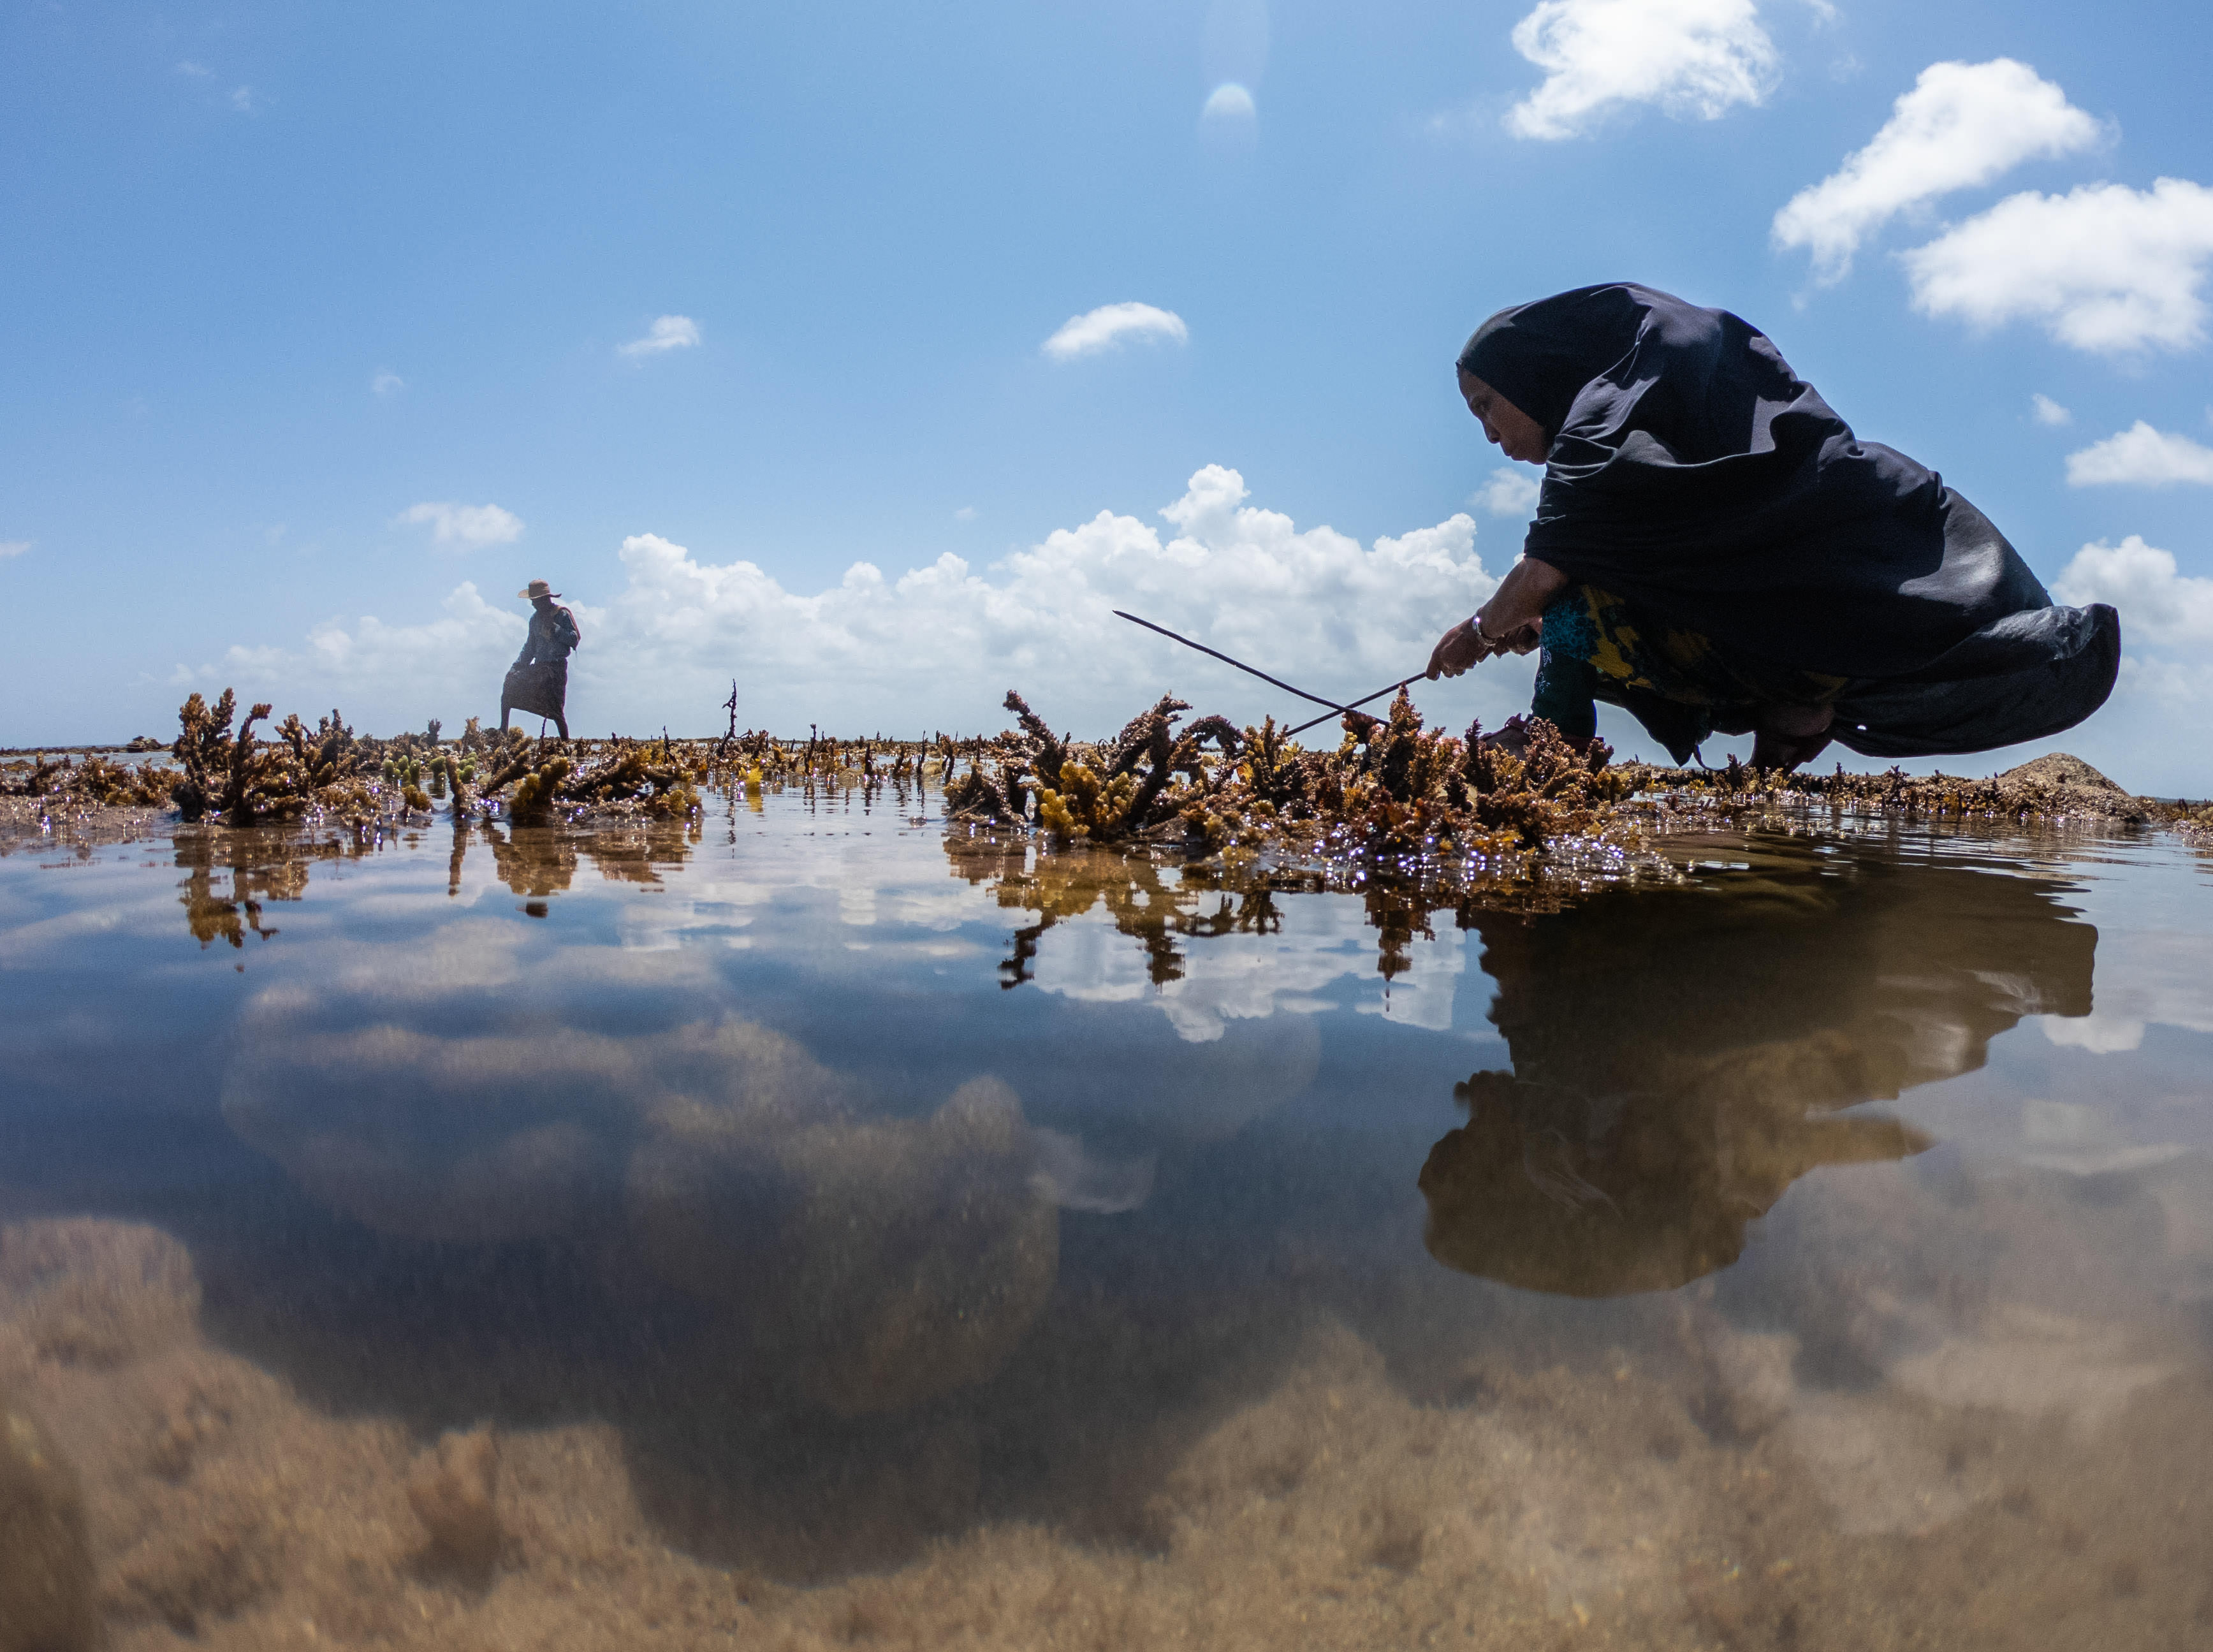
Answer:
[485,823,578,898]
[476,815,701,898]
[948,828,1605,988]
[173,830,358,948]
[946,836,1515,988]
[965,847,1288,990]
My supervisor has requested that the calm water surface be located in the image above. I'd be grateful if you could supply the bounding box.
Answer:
[1,790,2209,1649]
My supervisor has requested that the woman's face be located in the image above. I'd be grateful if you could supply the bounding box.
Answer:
[1457,369,1548,464]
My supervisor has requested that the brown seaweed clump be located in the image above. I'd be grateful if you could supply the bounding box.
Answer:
[170,691,376,825]
[0,750,177,810]
[946,688,1634,867]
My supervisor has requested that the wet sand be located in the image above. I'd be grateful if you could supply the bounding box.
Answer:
[4,1168,2207,1652]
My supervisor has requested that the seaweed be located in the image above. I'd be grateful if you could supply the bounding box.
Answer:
[506,755,574,822]
[930,687,1654,990]
[172,830,368,947]
[944,687,1632,870]
[1618,750,2173,827]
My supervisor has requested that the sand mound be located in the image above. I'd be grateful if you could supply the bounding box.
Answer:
[1996,753,2125,793]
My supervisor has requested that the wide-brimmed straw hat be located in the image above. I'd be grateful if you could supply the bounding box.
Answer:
[518,580,562,600]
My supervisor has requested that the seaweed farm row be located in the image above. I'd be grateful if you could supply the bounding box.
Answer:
[6,689,2201,881]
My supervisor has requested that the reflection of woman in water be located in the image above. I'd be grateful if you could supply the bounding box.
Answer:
[1420,848,2096,1296]
[1425,285,2120,770]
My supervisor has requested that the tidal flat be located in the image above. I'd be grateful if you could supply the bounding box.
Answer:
[1,785,2209,1649]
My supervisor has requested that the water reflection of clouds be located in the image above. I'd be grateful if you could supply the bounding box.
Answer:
[1026,912,1464,1042]
[2036,930,2213,1053]
[221,974,1142,1413]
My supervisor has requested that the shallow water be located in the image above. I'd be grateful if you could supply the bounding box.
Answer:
[1,791,2209,1649]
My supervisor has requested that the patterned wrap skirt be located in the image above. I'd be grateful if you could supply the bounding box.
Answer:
[1530,584,1848,764]
[501,660,569,722]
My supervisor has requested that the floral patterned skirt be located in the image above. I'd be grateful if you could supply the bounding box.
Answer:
[1531,584,1848,764]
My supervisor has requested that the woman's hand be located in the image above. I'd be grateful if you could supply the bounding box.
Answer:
[1484,615,1543,656]
[1426,558,1566,678]
[1426,617,1489,679]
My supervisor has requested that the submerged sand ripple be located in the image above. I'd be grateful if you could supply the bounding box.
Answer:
[0,1211,2205,1650]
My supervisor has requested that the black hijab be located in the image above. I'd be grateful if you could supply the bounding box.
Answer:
[1456,284,2119,699]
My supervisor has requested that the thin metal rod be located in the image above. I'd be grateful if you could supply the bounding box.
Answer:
[1111,609,1427,742]
[1282,676,1425,738]
[1112,610,1354,714]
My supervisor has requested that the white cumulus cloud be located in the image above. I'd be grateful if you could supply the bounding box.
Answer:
[1505,0,1778,142]
[397,501,525,552]
[217,468,1519,738]
[2064,421,2213,487]
[2053,536,2213,648]
[1471,467,1542,517]
[1901,178,2213,355]
[1773,59,2103,282]
[1042,303,1189,362]
[0,541,29,560]
[619,315,701,358]
[168,584,526,705]
[2031,393,2072,427]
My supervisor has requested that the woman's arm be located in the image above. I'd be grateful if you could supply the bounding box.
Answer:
[1426,557,1568,678]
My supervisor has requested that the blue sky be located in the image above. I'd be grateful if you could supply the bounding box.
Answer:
[4,0,2210,789]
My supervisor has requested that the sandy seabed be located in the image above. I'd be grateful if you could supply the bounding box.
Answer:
[2,1194,2209,1652]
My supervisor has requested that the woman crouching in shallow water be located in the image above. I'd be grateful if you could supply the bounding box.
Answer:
[1426,284,2121,771]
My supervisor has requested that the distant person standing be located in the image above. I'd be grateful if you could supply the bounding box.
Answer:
[500,579,581,739]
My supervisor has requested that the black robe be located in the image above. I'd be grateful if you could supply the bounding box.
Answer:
[1457,284,2119,757]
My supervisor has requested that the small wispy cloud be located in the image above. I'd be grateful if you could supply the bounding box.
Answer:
[372,370,405,397]
[1470,468,1541,517]
[2066,421,2213,486]
[230,85,254,113]
[0,541,30,560]
[619,315,701,358]
[396,501,525,551]
[2031,393,2072,427]
[1202,83,1256,123]
[1042,302,1188,362]
[953,506,977,522]
[175,61,212,78]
